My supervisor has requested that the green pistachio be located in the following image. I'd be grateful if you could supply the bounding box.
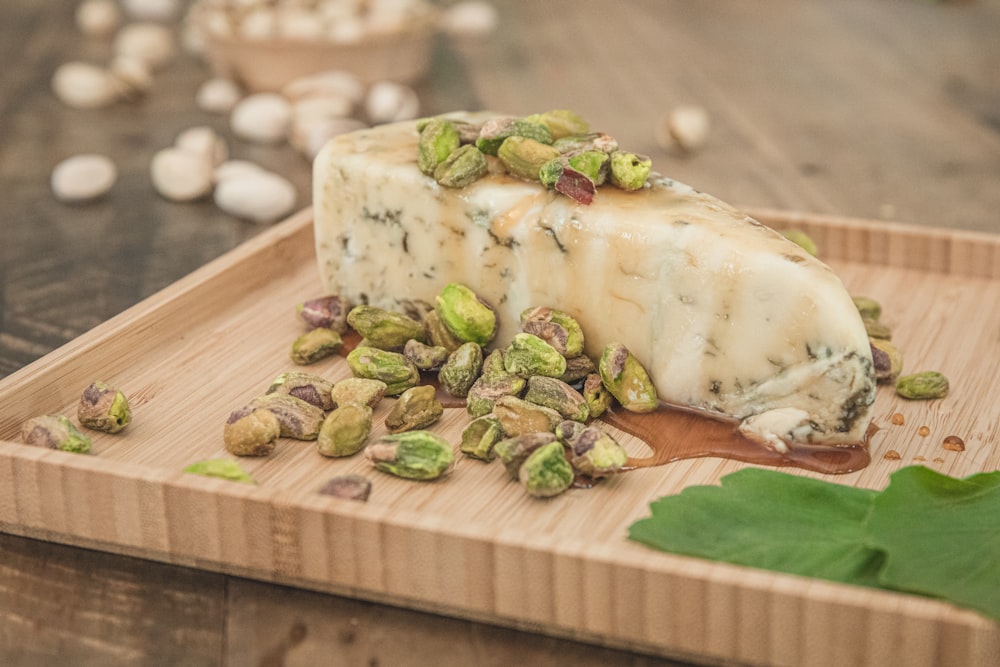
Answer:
[224,405,281,456]
[494,432,558,480]
[538,158,597,204]
[77,380,132,433]
[418,117,461,175]
[385,385,444,433]
[523,376,590,422]
[346,346,420,396]
[896,371,949,400]
[781,229,819,257]
[347,305,426,350]
[582,373,613,418]
[422,308,465,352]
[434,144,489,188]
[598,343,659,413]
[497,136,561,181]
[475,117,553,155]
[552,132,618,155]
[438,342,484,398]
[460,415,505,461]
[297,294,350,333]
[524,109,590,140]
[249,393,325,440]
[555,421,627,478]
[519,306,585,358]
[330,377,388,408]
[560,355,597,385]
[20,414,92,454]
[519,440,574,498]
[317,403,373,457]
[434,283,497,347]
[504,333,567,378]
[290,327,343,364]
[466,350,527,418]
[318,474,372,501]
[870,338,904,384]
[183,458,255,484]
[864,317,892,340]
[365,431,455,480]
[568,150,610,185]
[403,339,450,371]
[852,296,883,322]
[608,150,651,191]
[267,371,336,411]
[493,395,563,437]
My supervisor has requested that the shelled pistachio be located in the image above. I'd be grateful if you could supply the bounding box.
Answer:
[385,385,443,433]
[317,403,373,457]
[365,431,454,481]
[78,380,132,433]
[21,415,92,454]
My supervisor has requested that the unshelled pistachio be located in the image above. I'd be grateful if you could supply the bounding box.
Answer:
[317,403,373,457]
[896,371,949,400]
[519,440,574,498]
[385,385,443,433]
[224,405,281,456]
[365,431,454,480]
[346,346,420,395]
[598,343,658,412]
[291,327,343,364]
[249,393,325,440]
[78,380,132,433]
[20,415,92,454]
[460,415,505,461]
[438,342,484,398]
[267,371,336,411]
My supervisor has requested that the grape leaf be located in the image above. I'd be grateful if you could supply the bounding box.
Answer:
[628,468,885,586]
[867,466,1000,620]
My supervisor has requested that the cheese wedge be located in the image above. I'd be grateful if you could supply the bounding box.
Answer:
[313,114,875,448]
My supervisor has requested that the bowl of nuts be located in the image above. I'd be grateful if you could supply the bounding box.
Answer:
[188,0,441,92]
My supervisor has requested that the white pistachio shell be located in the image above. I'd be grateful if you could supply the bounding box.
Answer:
[175,126,229,167]
[150,147,214,202]
[52,61,121,109]
[214,170,297,224]
[51,154,117,202]
[76,0,122,37]
[230,93,292,144]
[114,22,176,71]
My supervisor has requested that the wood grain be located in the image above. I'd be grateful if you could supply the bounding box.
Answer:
[0,209,997,667]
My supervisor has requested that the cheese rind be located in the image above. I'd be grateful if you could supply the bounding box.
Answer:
[313,115,875,446]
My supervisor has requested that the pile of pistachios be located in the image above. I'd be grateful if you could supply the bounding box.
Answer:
[20,380,133,454]
[416,110,653,205]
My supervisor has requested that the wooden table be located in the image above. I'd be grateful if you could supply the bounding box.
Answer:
[1,1,997,664]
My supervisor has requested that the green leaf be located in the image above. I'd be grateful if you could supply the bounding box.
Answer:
[867,466,1000,620]
[628,468,885,586]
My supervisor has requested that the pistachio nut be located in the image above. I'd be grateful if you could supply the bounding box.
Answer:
[417,117,461,175]
[539,160,597,204]
[460,415,505,461]
[385,385,444,433]
[434,283,497,347]
[552,132,619,155]
[555,421,627,478]
[297,294,350,332]
[434,144,488,188]
[582,373,613,418]
[365,431,455,480]
[864,317,892,340]
[870,339,904,384]
[183,458,255,484]
[438,341,484,398]
[224,405,281,456]
[267,371,336,411]
[568,150,610,185]
[896,371,949,400]
[523,376,590,422]
[346,346,420,396]
[608,150,651,191]
[781,229,819,257]
[317,403,373,457]
[249,393,325,440]
[403,338,450,371]
[523,109,589,140]
[497,136,561,181]
[290,327,343,364]
[20,415,92,454]
[466,350,527,418]
[347,305,426,350]
[852,296,882,322]
[504,333,567,378]
[598,343,659,413]
[493,395,563,437]
[494,432,558,480]
[423,308,465,352]
[78,380,132,433]
[519,306,585,358]
[318,474,372,501]
[330,377,388,408]
[475,117,553,155]
[560,354,597,385]
[519,440,574,498]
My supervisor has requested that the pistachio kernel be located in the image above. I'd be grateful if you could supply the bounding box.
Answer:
[555,421,628,478]
[497,136,561,181]
[552,132,618,155]
[434,283,497,347]
[519,306,585,358]
[318,474,372,501]
[346,346,420,396]
[347,305,426,350]
[417,117,461,175]
[598,342,658,413]
[864,317,892,340]
[224,405,281,457]
[504,333,567,378]
[519,440,574,498]
[494,432,558,480]
[403,338,450,371]
[870,338,904,384]
[852,296,882,322]
[475,116,553,155]
[608,150,651,191]
[385,385,444,433]
[183,458,255,484]
[317,403,373,457]
[582,373,613,418]
[493,395,563,437]
[422,308,465,352]
[290,327,343,364]
[267,371,336,411]
[365,431,455,481]
[896,371,949,400]
[523,109,590,140]
[78,380,132,433]
[560,355,597,385]
[780,229,819,257]
[21,415,92,454]
[330,377,388,408]
[466,350,527,418]
[249,393,326,440]
[460,415,505,461]
[438,341,484,398]
[434,144,488,188]
[297,294,350,332]
[523,376,590,422]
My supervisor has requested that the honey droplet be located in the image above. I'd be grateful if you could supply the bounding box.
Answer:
[913,455,927,462]
[890,412,905,426]
[883,449,901,461]
[917,425,930,437]
[942,435,966,452]
[933,457,945,463]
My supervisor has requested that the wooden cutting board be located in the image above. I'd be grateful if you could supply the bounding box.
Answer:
[0,208,997,667]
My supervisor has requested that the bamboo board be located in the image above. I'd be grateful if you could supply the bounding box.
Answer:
[0,208,997,667]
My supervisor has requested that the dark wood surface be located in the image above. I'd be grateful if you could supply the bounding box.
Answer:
[1,1,998,665]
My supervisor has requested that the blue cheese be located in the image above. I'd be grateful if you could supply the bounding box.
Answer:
[313,115,875,447]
